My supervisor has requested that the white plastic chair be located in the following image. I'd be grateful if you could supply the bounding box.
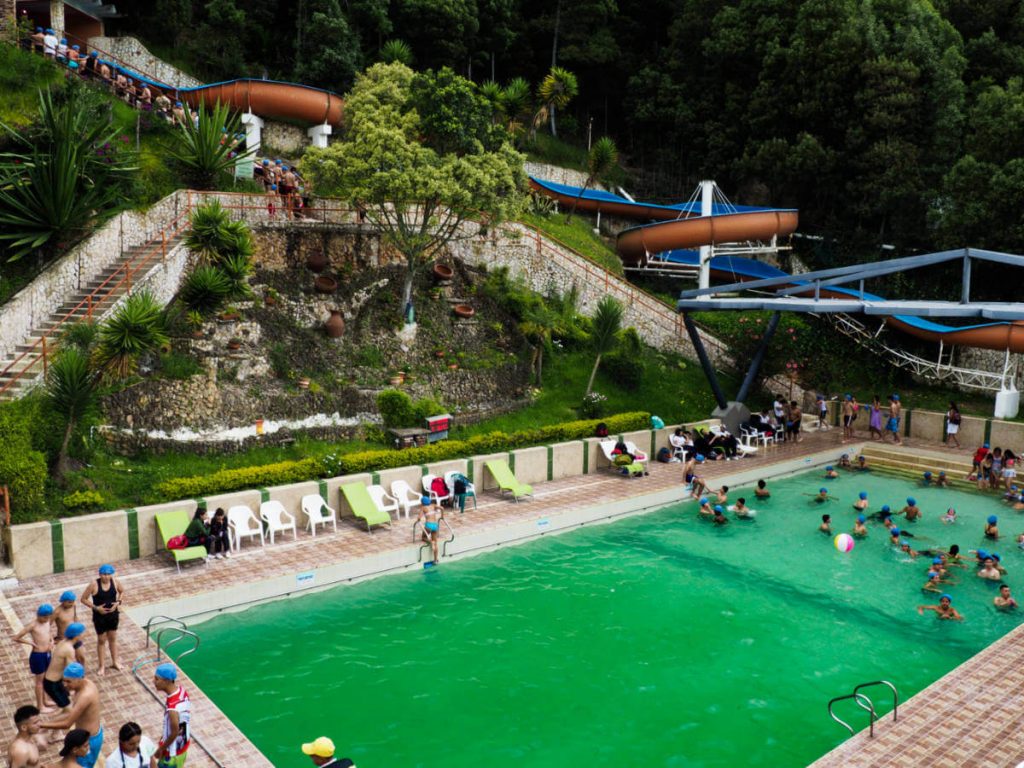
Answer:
[367,485,400,520]
[227,505,265,551]
[259,500,297,544]
[741,424,771,449]
[301,494,337,537]
[669,436,689,462]
[444,471,477,511]
[391,480,424,518]
[422,474,452,505]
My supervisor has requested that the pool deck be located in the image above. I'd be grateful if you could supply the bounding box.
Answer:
[0,429,1014,766]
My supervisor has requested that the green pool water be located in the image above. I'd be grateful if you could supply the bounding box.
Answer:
[177,469,1024,767]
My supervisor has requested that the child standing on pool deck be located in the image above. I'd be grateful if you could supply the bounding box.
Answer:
[869,395,884,440]
[886,394,903,445]
[13,604,55,713]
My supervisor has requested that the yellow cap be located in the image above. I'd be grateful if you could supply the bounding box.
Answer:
[301,737,335,758]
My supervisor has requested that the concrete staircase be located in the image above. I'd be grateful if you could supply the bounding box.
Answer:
[0,236,183,402]
[859,444,975,488]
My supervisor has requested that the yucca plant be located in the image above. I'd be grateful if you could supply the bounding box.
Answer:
[380,39,413,66]
[184,200,232,257]
[585,295,623,397]
[93,291,170,380]
[59,320,98,353]
[567,136,619,222]
[218,219,254,262]
[46,345,98,483]
[179,265,232,316]
[530,67,578,140]
[500,77,532,137]
[165,101,253,189]
[218,252,255,299]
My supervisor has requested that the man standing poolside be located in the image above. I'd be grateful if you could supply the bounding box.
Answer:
[302,736,355,767]
[154,663,191,767]
[40,663,103,767]
[8,705,47,768]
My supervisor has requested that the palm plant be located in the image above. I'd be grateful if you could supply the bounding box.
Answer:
[530,67,578,140]
[219,252,255,299]
[178,265,232,316]
[500,78,532,139]
[59,321,98,353]
[479,81,504,124]
[567,136,619,222]
[184,200,232,257]
[380,39,414,66]
[165,101,253,189]
[585,295,623,397]
[93,291,170,380]
[46,345,98,483]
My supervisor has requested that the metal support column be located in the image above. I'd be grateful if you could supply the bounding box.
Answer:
[736,311,781,404]
[682,313,728,409]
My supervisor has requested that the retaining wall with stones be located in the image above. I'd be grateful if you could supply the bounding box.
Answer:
[524,162,598,190]
[262,121,309,156]
[88,36,202,89]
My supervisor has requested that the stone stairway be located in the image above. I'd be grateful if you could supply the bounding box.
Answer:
[859,444,975,488]
[0,236,183,402]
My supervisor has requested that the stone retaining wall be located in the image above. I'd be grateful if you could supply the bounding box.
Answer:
[524,162,596,190]
[262,121,308,157]
[88,36,201,89]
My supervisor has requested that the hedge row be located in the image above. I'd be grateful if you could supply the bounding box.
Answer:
[154,412,651,501]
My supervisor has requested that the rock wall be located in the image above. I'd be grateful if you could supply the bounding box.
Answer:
[0,191,187,362]
[263,121,308,157]
[954,347,1024,389]
[525,161,599,190]
[88,36,201,88]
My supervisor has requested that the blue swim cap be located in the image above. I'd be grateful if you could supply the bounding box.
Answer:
[63,662,85,679]
[59,590,75,602]
[99,564,115,575]
[36,27,42,32]
[65,622,85,639]
[978,549,989,559]
[826,466,834,471]
[859,492,867,500]
[882,505,890,513]
[154,663,177,681]
[907,497,916,505]
[900,539,908,546]
[985,442,990,448]
[262,159,269,165]
[420,496,431,506]
[60,38,66,44]
[283,165,290,171]
[932,557,942,564]
[892,394,900,401]
[891,527,900,535]
[72,44,79,50]
[928,571,938,578]
[993,553,1001,561]
[37,603,54,617]
[940,593,952,602]
[713,505,723,513]
[699,497,708,505]
[820,487,827,494]
[924,472,932,478]
[857,514,865,523]
[696,454,705,462]
[844,394,852,400]
[988,515,998,524]
[270,184,277,190]
[939,471,946,476]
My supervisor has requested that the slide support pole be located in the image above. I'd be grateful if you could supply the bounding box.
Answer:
[683,313,728,410]
[736,311,781,404]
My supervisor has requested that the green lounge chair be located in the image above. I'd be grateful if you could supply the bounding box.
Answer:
[340,483,394,532]
[155,511,208,573]
[484,460,534,502]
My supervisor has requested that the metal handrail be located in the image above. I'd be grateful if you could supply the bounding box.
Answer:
[143,614,187,646]
[154,626,201,662]
[853,680,898,723]
[828,692,876,737]
[412,516,455,561]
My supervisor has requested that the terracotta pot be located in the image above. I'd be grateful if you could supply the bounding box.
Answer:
[314,275,338,294]
[432,262,454,282]
[264,295,277,306]
[297,377,310,389]
[191,330,204,339]
[306,251,328,273]
[324,309,345,338]
[434,349,446,358]
[453,304,475,319]
[218,311,239,321]
[389,376,404,386]
[448,363,459,371]
[227,340,241,351]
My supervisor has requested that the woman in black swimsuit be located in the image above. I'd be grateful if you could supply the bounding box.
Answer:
[80,564,125,675]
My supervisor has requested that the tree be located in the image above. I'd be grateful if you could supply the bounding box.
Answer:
[294,0,363,91]
[531,67,578,139]
[46,346,98,484]
[189,0,246,80]
[585,295,623,397]
[567,136,618,221]
[393,0,480,70]
[301,63,526,321]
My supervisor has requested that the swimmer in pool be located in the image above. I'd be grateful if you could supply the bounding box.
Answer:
[416,497,442,564]
[918,594,963,620]
[930,557,957,585]
[755,479,770,498]
[936,471,950,488]
[899,540,921,559]
[978,557,1002,580]
[856,455,869,471]
[819,514,832,534]
[715,486,729,504]
[698,497,714,517]
[942,507,957,524]
[824,465,839,479]
[732,498,755,518]
[901,497,921,522]
[853,492,869,511]
[995,584,1018,611]
[945,544,967,567]
[870,504,893,522]
[922,571,943,593]
[985,515,1000,540]
[922,471,933,486]
[992,553,1008,575]
[838,453,852,469]
[712,505,728,525]
[853,515,868,537]
[812,487,831,504]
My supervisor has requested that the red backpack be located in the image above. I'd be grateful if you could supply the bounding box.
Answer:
[166,534,188,550]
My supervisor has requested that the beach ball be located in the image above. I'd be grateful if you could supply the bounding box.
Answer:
[834,533,855,553]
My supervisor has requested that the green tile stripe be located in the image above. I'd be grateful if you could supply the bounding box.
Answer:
[508,452,515,472]
[420,464,429,476]
[904,410,912,438]
[125,509,140,560]
[258,488,270,503]
[650,430,657,456]
[546,446,554,481]
[371,471,381,485]
[582,441,589,474]
[985,418,993,445]
[49,519,65,574]
[317,479,328,503]
[467,459,474,483]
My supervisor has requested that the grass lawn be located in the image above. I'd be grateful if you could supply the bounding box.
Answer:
[0,43,61,129]
[524,133,630,189]
[519,211,624,276]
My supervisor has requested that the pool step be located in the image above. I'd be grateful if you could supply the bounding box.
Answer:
[860,445,973,475]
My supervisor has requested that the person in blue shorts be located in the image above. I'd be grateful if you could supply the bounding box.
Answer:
[416,496,442,564]
[886,394,903,445]
[13,604,54,713]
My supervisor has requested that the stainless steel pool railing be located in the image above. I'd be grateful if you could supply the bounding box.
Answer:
[853,680,899,723]
[828,692,876,737]
[412,517,456,562]
[142,614,188,645]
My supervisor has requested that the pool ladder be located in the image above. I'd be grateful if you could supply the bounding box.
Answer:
[828,680,899,738]
[131,615,226,768]
[412,516,456,562]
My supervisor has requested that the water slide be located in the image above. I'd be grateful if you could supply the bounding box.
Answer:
[530,176,1024,353]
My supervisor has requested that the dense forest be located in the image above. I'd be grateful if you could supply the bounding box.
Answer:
[112,0,1024,266]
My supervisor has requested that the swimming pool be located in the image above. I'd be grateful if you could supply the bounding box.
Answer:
[177,468,1022,766]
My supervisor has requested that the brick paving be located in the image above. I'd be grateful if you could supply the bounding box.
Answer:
[3,429,1011,767]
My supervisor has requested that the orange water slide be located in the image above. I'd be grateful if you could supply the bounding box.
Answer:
[178,79,344,126]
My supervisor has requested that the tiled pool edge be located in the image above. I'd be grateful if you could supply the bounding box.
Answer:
[130,448,847,628]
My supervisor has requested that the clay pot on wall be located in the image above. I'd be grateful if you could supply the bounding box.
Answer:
[324,310,345,338]
[315,275,338,294]
[432,262,454,282]
[453,304,475,319]
[227,338,242,351]
[306,251,328,273]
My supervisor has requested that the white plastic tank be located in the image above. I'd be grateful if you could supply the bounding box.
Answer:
[995,383,1020,420]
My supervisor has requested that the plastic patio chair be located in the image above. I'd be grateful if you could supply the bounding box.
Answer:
[391,480,425,518]
[483,459,533,502]
[259,500,298,544]
[422,474,453,505]
[444,471,477,511]
[154,510,207,573]
[227,505,265,551]
[367,485,400,520]
[300,494,337,537]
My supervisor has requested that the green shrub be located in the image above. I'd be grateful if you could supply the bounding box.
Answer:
[154,457,321,500]
[602,352,643,392]
[377,389,415,429]
[159,351,204,380]
[412,396,446,423]
[179,264,232,316]
[0,450,47,523]
[62,489,105,511]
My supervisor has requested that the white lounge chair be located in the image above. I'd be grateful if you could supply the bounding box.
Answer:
[444,471,477,511]
[391,480,424,518]
[599,440,648,468]
[367,485,400,520]
[301,494,337,537]
[227,505,265,551]
[259,500,297,544]
[422,474,452,505]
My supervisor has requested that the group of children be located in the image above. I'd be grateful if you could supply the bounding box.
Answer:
[969,442,1020,492]
[256,158,310,219]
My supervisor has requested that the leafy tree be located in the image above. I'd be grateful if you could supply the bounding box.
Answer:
[189,0,246,80]
[531,66,578,139]
[393,0,480,69]
[45,346,98,484]
[294,0,363,91]
[585,295,623,397]
[568,136,618,221]
[165,101,253,190]
[301,63,526,321]
[409,67,505,155]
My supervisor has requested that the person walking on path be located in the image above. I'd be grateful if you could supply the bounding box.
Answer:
[946,401,962,448]
[80,564,125,676]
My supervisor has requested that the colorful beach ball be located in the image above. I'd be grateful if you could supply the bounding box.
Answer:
[834,533,855,553]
